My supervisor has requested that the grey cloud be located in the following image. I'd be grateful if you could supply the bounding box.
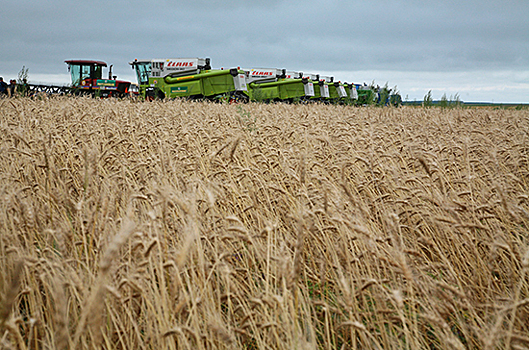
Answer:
[1,0,528,102]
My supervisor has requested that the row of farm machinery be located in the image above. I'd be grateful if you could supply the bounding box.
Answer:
[24,58,401,105]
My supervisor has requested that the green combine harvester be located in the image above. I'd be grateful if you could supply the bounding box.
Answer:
[129,58,248,101]
[243,69,315,102]
[355,84,377,105]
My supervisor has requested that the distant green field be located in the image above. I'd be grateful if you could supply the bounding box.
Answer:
[403,101,529,109]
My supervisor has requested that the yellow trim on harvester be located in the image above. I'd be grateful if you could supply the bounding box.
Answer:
[176,75,195,81]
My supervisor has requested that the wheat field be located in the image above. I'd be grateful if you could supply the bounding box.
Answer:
[0,97,528,350]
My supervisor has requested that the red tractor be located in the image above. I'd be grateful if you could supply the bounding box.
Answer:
[65,60,131,97]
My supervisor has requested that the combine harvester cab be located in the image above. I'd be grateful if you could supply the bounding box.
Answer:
[129,58,247,101]
[65,60,131,97]
[129,59,154,98]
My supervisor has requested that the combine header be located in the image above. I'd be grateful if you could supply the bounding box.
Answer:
[65,60,131,97]
[129,58,247,101]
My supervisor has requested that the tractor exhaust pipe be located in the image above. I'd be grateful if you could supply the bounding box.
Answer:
[109,65,117,80]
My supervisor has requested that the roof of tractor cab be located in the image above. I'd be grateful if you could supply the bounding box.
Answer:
[65,60,108,66]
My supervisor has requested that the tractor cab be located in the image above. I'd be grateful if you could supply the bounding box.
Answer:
[65,60,131,97]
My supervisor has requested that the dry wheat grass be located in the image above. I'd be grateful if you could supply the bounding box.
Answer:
[0,96,528,349]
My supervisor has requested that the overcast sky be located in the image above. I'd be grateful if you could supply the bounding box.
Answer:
[2,0,528,103]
